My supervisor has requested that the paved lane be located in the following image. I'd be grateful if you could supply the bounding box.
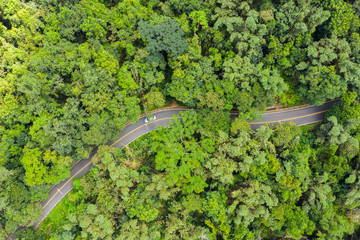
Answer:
[249,100,337,129]
[34,110,187,229]
[9,100,339,238]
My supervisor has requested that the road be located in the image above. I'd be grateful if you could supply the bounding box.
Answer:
[9,100,338,238]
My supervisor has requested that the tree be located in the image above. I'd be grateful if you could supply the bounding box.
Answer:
[143,91,166,111]
[138,17,188,60]
[21,148,71,186]
[166,53,220,108]
[298,65,346,105]
[230,117,252,136]
[214,0,268,62]
[313,0,359,37]
[16,226,45,240]
[222,55,288,111]
[124,185,160,222]
[268,0,330,43]
[316,116,357,146]
[230,180,279,227]
[271,122,301,149]
[203,191,231,239]
[150,113,212,194]
[197,109,231,137]
[189,11,209,33]
[117,219,160,240]
[326,91,360,125]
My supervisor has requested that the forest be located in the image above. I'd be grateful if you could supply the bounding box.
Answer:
[0,0,360,239]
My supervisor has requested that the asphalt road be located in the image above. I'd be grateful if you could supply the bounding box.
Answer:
[9,100,338,237]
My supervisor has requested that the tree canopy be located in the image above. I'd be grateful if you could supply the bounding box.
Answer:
[1,0,360,239]
[35,108,360,239]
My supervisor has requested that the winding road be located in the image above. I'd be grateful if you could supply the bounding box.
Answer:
[9,100,338,238]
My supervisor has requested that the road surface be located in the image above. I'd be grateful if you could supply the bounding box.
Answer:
[8,100,338,238]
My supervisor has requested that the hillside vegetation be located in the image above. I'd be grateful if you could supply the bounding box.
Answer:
[38,103,360,239]
[1,0,360,239]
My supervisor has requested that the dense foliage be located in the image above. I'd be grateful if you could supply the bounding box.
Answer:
[0,0,360,239]
[37,104,360,239]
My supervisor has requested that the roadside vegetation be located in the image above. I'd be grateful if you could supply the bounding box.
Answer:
[0,0,360,239]
[39,99,360,239]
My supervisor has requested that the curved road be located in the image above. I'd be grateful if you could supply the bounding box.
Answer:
[10,100,338,237]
